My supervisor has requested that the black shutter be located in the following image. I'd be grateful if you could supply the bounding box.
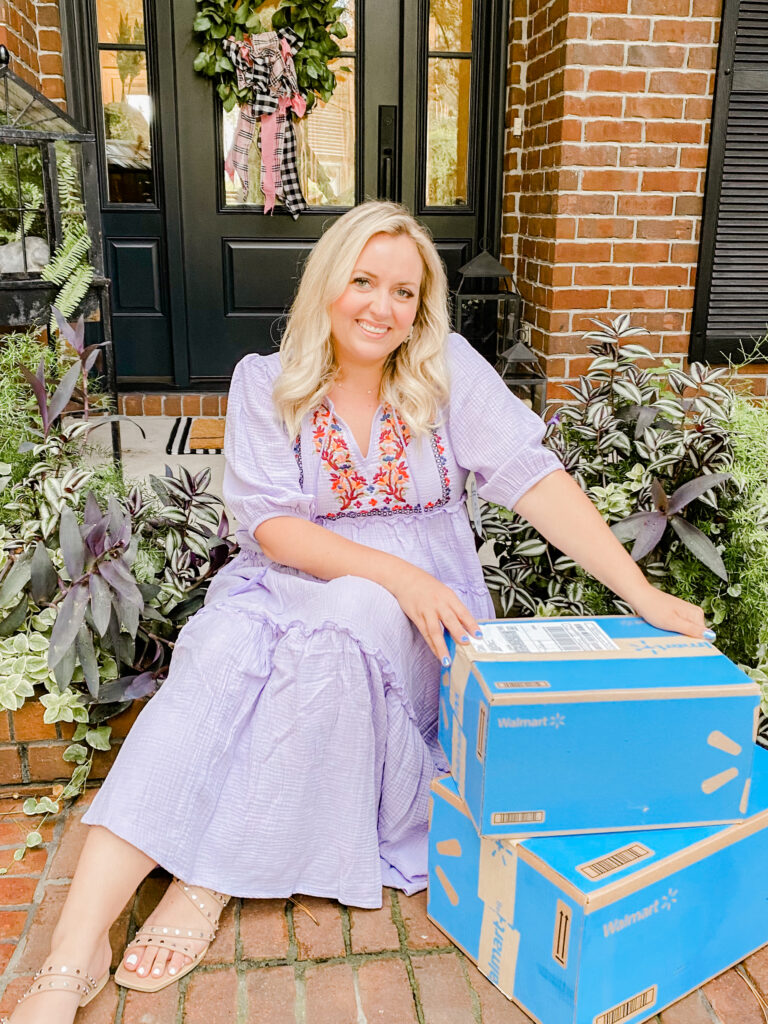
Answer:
[691,0,768,364]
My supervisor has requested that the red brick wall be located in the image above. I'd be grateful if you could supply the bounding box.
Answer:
[0,0,66,106]
[502,0,768,400]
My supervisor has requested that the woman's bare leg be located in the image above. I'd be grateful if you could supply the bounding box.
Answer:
[9,825,155,1024]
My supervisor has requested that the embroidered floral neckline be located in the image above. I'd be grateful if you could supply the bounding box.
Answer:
[293,404,451,521]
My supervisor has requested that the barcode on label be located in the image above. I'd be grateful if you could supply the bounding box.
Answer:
[491,810,545,825]
[472,621,618,656]
[594,986,657,1024]
[577,843,653,881]
[494,679,551,689]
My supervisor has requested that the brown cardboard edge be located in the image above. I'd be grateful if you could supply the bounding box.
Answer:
[483,817,744,841]
[424,914,548,1024]
[583,806,768,912]
[483,685,759,705]
[515,811,768,911]
[515,846,587,908]
[467,617,723,664]
[469,647,722,664]
[470,662,495,702]
[431,776,473,822]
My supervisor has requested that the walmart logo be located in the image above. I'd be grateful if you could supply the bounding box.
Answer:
[660,887,678,911]
[498,713,566,729]
[602,887,680,938]
[701,730,742,797]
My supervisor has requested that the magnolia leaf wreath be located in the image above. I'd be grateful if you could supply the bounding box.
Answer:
[193,0,349,217]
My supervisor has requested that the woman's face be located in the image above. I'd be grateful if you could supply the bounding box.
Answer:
[329,232,424,373]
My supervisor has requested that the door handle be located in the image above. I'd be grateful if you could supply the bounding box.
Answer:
[377,105,398,201]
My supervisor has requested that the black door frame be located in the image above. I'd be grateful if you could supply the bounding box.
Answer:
[62,0,509,389]
[63,0,191,386]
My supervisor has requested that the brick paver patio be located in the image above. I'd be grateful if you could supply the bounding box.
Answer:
[1,787,768,1024]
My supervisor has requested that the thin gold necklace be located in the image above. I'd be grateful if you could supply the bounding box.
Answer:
[335,378,381,397]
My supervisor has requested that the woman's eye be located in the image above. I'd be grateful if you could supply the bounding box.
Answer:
[353,277,371,288]
[397,289,414,299]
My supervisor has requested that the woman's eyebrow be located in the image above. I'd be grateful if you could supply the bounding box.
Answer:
[353,268,419,286]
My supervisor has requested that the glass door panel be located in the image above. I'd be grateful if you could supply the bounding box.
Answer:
[220,1,357,210]
[94,0,146,44]
[98,50,153,203]
[429,0,472,49]
[424,0,473,209]
[94,0,155,203]
[426,58,471,206]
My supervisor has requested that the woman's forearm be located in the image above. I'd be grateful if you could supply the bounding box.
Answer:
[513,470,652,609]
[254,515,411,593]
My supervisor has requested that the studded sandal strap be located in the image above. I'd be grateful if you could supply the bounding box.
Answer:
[171,878,230,930]
[18,964,98,1002]
[127,925,215,957]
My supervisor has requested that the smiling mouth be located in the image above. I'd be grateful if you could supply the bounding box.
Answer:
[357,319,390,337]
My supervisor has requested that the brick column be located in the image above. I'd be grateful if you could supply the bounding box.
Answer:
[502,0,768,402]
[0,0,66,106]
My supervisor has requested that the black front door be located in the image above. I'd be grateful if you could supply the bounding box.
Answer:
[74,0,508,386]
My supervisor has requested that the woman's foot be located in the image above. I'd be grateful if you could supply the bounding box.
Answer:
[5,934,111,1024]
[119,878,226,984]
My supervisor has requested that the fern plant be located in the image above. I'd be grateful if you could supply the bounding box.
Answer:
[40,143,94,329]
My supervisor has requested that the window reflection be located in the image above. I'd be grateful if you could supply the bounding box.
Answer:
[99,49,153,203]
[426,58,471,206]
[337,0,356,51]
[429,0,472,51]
[95,0,145,45]
[296,63,355,207]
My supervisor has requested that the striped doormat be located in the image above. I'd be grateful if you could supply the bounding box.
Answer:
[166,417,225,455]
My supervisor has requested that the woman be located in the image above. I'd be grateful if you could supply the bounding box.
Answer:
[6,202,707,1023]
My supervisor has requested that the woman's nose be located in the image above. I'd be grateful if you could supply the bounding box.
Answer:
[367,289,392,320]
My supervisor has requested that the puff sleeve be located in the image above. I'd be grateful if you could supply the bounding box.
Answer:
[445,333,563,509]
[223,353,315,536]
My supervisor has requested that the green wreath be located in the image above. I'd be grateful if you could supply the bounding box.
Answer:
[193,0,349,113]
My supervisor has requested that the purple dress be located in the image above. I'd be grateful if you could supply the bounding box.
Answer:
[83,333,562,908]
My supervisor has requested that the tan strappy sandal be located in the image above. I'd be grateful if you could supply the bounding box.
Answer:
[114,877,230,992]
[1,963,109,1021]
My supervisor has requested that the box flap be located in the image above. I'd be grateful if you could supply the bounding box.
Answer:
[519,807,768,913]
[462,617,756,699]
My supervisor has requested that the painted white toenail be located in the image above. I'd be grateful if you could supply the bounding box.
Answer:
[153,968,161,975]
[169,967,177,975]
[138,967,146,975]
[126,955,138,966]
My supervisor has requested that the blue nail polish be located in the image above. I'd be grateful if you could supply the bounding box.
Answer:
[703,628,716,641]
[442,656,451,667]
[474,630,483,638]
[460,634,470,643]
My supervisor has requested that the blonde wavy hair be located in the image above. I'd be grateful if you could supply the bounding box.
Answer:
[273,201,451,438]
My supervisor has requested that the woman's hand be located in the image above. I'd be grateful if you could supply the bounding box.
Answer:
[389,565,481,664]
[630,583,710,640]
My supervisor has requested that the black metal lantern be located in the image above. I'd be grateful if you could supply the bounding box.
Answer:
[0,47,104,326]
[495,339,547,414]
[453,249,522,363]
[453,249,547,413]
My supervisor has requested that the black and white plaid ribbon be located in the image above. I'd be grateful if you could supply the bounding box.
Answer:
[223,28,308,218]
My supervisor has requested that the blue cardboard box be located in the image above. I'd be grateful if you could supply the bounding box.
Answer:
[428,773,768,1024]
[439,616,760,836]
